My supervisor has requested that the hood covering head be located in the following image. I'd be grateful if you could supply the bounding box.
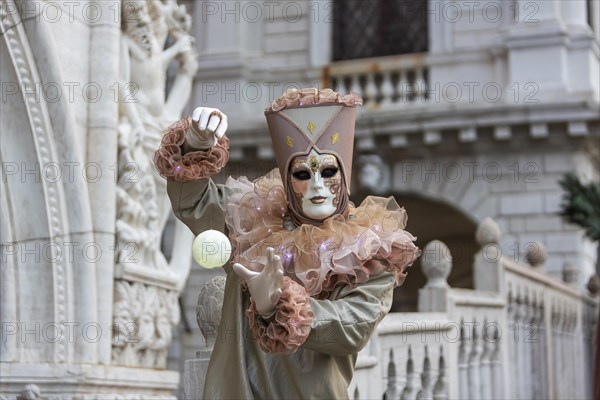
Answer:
[265,88,362,225]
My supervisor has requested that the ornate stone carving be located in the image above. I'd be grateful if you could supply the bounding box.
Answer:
[115,0,198,274]
[1,3,69,362]
[422,240,452,288]
[356,154,390,194]
[112,0,198,367]
[196,276,227,347]
[111,281,180,368]
[18,385,41,400]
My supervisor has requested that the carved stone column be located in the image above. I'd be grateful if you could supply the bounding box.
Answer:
[183,276,226,399]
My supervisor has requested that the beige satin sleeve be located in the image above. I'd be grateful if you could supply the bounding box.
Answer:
[302,271,395,356]
[166,178,227,236]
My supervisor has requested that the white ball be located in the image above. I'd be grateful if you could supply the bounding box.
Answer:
[192,230,232,269]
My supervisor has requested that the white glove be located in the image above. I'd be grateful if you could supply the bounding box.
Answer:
[233,247,284,318]
[186,107,228,149]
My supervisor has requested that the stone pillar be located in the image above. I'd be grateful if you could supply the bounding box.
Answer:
[183,276,226,399]
[473,217,504,294]
[418,240,452,312]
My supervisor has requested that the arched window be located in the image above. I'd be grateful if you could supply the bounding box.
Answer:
[333,0,428,61]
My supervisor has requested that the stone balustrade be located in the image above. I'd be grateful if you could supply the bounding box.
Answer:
[324,54,429,109]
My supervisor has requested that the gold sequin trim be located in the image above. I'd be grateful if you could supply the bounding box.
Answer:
[331,132,340,144]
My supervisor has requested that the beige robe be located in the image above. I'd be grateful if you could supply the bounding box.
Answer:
[168,178,396,399]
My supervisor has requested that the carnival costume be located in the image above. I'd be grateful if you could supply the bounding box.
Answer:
[154,88,420,399]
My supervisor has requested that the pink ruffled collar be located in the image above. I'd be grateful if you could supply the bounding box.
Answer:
[225,170,420,298]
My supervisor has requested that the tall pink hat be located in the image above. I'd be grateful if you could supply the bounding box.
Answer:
[264,88,363,195]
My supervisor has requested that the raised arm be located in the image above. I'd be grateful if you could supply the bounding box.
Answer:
[154,108,230,235]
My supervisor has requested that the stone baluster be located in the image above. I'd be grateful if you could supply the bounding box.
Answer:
[380,71,395,106]
[516,292,529,400]
[551,301,563,399]
[583,284,598,399]
[568,310,580,398]
[350,74,362,98]
[523,293,534,400]
[415,67,427,103]
[183,276,226,399]
[384,349,401,400]
[365,72,378,106]
[474,218,504,294]
[536,300,548,400]
[338,76,349,95]
[565,308,574,398]
[458,321,471,400]
[530,295,544,399]
[331,77,338,92]
[397,70,409,105]
[490,326,503,399]
[418,240,452,312]
[401,346,418,400]
[507,290,519,400]
[479,319,493,400]
[571,308,585,398]
[433,346,448,400]
[467,322,482,400]
[417,346,433,400]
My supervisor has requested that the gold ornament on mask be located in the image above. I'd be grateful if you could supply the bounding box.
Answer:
[308,155,319,173]
[286,136,294,148]
[307,121,315,134]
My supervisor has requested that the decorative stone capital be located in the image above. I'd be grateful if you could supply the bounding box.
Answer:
[421,240,452,288]
[475,217,501,246]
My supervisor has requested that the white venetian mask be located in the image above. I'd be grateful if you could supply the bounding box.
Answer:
[289,150,342,221]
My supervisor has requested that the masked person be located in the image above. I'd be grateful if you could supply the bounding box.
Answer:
[154,88,421,399]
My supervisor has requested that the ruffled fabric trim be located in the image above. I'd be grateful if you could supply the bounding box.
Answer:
[153,116,229,182]
[265,88,363,114]
[225,169,421,299]
[246,277,314,354]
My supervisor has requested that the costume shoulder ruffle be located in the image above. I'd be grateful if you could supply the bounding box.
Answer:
[225,170,421,298]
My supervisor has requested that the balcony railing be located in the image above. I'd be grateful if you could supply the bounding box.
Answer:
[347,218,598,399]
[323,54,429,109]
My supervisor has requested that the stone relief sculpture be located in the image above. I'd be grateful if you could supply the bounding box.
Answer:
[112,0,198,368]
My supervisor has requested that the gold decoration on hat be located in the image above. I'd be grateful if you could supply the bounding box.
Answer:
[331,132,340,144]
[307,121,315,134]
[308,155,319,173]
[286,136,294,148]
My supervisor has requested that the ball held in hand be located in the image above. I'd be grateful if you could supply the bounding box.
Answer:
[192,229,232,269]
